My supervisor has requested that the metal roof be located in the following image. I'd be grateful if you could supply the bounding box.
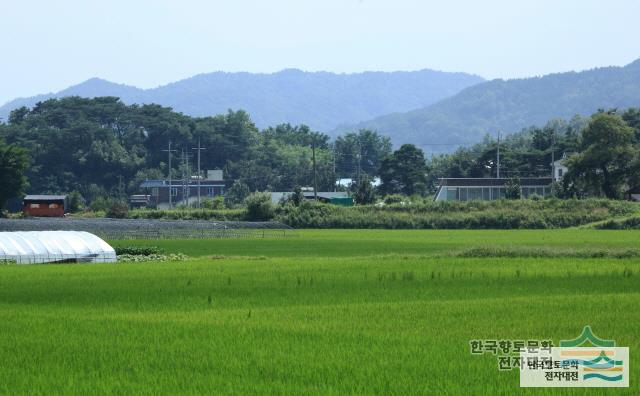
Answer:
[437,178,552,187]
[140,179,224,188]
[23,195,67,201]
[270,191,349,203]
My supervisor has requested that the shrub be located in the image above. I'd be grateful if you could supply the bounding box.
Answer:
[106,201,129,218]
[202,195,225,210]
[115,246,164,256]
[67,190,85,212]
[225,180,250,208]
[351,179,375,205]
[244,192,274,221]
[90,196,112,212]
[274,198,637,229]
[128,208,245,221]
[504,177,521,199]
[384,194,409,205]
[117,253,189,262]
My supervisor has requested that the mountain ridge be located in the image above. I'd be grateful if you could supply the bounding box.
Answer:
[0,69,484,131]
[334,59,640,151]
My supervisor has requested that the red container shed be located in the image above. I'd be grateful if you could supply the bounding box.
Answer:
[22,195,68,217]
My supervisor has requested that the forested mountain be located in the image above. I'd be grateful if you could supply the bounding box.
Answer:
[0,69,483,132]
[336,59,640,150]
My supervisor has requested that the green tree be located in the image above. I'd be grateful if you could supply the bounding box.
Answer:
[244,192,274,221]
[225,180,250,207]
[351,178,375,205]
[0,138,29,211]
[335,129,392,179]
[504,177,522,199]
[566,112,637,199]
[379,144,428,196]
[67,190,85,212]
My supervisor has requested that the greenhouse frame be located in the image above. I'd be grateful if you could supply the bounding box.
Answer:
[0,231,117,264]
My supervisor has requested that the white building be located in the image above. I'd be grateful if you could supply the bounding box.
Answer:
[552,152,573,182]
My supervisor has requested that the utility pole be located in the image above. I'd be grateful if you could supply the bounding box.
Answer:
[312,140,318,201]
[332,149,336,192]
[162,141,176,208]
[496,132,501,179]
[356,142,362,184]
[192,137,206,209]
[550,132,555,180]
[180,148,192,207]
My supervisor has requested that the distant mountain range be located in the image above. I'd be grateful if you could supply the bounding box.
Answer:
[0,69,484,132]
[335,59,640,151]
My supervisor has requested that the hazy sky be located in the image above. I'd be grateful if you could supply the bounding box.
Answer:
[2,0,640,104]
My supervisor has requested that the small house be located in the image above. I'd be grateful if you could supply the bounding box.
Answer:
[23,195,68,217]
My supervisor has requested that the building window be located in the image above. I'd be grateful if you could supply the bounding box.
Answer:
[49,203,59,209]
[557,168,563,178]
[207,187,214,196]
[171,188,178,197]
[30,203,40,208]
[151,188,159,197]
[446,187,457,200]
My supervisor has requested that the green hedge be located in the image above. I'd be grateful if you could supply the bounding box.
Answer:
[275,199,638,229]
[128,208,245,221]
[595,216,640,230]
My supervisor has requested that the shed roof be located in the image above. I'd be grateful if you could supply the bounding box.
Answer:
[23,195,67,201]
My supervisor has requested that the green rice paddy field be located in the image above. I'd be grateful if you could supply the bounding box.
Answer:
[1,229,639,395]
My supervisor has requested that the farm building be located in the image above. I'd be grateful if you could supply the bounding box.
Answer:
[129,194,151,208]
[434,178,553,201]
[140,170,225,208]
[23,195,68,217]
[0,231,116,264]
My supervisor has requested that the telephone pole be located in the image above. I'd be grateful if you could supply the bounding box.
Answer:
[180,148,192,207]
[312,140,318,201]
[192,137,206,208]
[496,132,501,178]
[356,142,362,184]
[550,131,555,179]
[162,141,176,208]
[332,149,337,192]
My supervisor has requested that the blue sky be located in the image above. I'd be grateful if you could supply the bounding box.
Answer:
[2,0,640,105]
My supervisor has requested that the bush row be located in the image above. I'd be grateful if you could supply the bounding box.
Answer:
[128,208,245,221]
[595,216,640,230]
[274,199,638,229]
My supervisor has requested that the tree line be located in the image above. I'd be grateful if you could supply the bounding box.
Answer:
[1,96,639,212]
[0,97,402,209]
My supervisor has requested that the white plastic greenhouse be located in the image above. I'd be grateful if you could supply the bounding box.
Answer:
[0,231,117,264]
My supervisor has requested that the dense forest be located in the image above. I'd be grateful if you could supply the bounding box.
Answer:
[1,96,640,212]
[0,97,393,206]
[338,58,640,148]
